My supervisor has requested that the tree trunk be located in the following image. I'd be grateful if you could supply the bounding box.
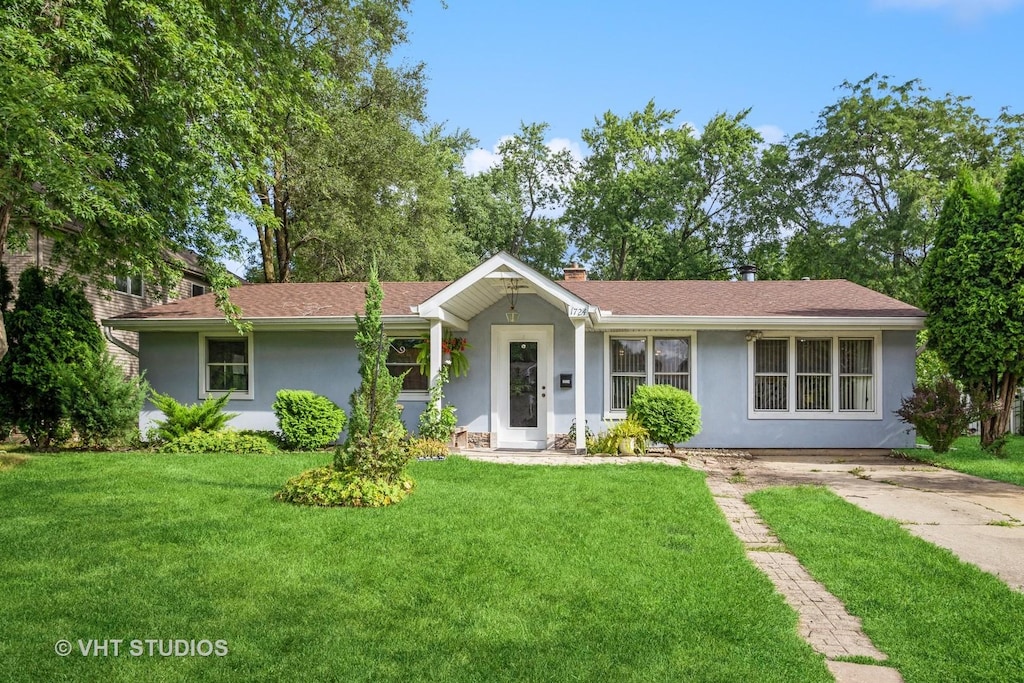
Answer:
[980,372,1017,452]
[0,195,11,362]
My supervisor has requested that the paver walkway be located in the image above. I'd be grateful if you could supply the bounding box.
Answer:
[456,448,904,683]
[687,454,903,683]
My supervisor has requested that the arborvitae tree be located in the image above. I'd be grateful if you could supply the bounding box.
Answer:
[343,263,405,450]
[0,268,104,447]
[921,158,1024,452]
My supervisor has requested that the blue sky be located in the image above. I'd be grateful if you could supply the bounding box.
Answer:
[394,0,1024,171]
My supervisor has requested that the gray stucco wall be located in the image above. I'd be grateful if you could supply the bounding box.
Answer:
[139,330,380,438]
[678,330,916,449]
[139,314,917,449]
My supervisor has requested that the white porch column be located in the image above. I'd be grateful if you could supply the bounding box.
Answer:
[429,319,443,406]
[573,318,586,454]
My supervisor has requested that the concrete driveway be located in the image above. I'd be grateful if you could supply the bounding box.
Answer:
[729,454,1024,592]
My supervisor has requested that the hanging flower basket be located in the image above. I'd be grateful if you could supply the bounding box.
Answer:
[415,332,471,378]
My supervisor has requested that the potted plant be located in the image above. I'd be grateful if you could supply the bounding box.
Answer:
[608,418,649,455]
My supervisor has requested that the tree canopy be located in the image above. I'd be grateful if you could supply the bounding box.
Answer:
[920,158,1024,450]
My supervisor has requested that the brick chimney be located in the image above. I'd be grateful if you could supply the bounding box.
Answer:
[563,261,587,281]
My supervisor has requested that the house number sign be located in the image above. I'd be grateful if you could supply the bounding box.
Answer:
[567,305,588,317]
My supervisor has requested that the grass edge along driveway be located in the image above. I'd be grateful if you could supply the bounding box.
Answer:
[0,453,830,682]
[750,485,1024,683]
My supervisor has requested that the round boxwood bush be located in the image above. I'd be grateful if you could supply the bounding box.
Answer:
[272,389,347,451]
[627,384,701,453]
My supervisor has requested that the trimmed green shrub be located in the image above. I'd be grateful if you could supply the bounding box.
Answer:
[896,377,989,454]
[272,389,347,450]
[58,351,148,447]
[627,384,701,453]
[408,437,449,459]
[158,429,280,454]
[275,466,414,507]
[148,391,238,442]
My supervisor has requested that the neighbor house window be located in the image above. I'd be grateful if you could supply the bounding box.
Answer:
[191,283,206,297]
[750,334,878,419]
[114,274,143,297]
[608,334,692,413]
[199,333,254,399]
[387,338,428,393]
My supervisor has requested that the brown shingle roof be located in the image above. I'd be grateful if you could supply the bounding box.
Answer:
[562,280,923,318]
[112,278,922,322]
[115,281,449,320]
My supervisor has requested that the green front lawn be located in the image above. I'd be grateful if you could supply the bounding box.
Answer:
[750,486,1024,683]
[896,435,1024,486]
[0,453,829,682]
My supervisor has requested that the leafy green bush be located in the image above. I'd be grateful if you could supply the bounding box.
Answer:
[276,466,414,507]
[272,389,347,450]
[408,437,449,459]
[418,365,457,443]
[148,391,238,442]
[58,352,148,447]
[0,267,106,447]
[158,429,280,454]
[587,419,649,455]
[627,385,701,453]
[335,428,412,484]
[896,377,988,454]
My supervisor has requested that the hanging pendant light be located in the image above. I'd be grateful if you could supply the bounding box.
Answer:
[504,276,521,323]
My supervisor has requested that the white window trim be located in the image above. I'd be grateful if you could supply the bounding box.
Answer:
[387,336,430,402]
[199,332,254,400]
[603,331,697,418]
[747,331,882,420]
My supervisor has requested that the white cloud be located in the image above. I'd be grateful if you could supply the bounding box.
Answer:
[872,0,1023,21]
[755,124,786,145]
[546,137,585,164]
[462,147,502,176]
[462,135,585,175]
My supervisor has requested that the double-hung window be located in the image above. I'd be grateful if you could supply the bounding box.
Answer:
[607,334,693,413]
[114,274,144,297]
[200,332,254,399]
[387,338,428,394]
[749,333,879,418]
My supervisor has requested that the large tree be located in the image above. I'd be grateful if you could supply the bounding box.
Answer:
[0,0,260,361]
[218,0,448,283]
[564,101,777,281]
[453,122,576,277]
[920,159,1024,450]
[788,75,1000,303]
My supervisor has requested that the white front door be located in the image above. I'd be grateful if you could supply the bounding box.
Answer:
[492,325,553,449]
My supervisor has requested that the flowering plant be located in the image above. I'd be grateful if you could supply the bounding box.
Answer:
[414,331,471,378]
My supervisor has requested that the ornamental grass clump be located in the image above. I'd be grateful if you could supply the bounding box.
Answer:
[627,384,701,453]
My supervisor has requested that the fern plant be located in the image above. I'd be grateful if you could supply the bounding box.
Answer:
[149,391,238,442]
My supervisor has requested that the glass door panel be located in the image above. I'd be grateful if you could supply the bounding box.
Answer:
[509,341,538,428]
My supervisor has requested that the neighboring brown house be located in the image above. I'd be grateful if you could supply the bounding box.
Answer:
[2,227,213,375]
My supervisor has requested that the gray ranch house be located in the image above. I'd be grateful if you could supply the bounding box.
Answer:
[107,252,925,452]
